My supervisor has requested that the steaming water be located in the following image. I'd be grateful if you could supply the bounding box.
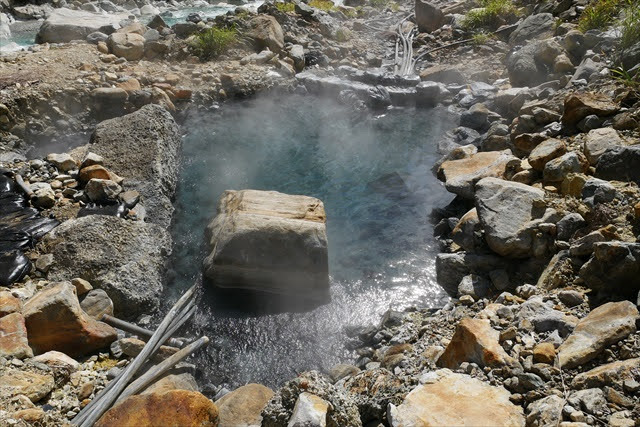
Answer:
[158,1,264,26]
[170,93,457,389]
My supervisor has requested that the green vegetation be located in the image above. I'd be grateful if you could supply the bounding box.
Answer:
[335,27,352,42]
[461,0,518,32]
[275,1,296,13]
[577,0,626,32]
[611,66,640,87]
[309,0,336,11]
[471,32,492,45]
[619,1,640,49]
[190,26,237,60]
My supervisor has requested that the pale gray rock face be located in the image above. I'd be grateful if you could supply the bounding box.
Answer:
[89,104,181,228]
[474,177,546,258]
[36,8,129,43]
[44,216,171,319]
[526,395,564,427]
[583,127,624,165]
[203,190,330,301]
[509,13,555,45]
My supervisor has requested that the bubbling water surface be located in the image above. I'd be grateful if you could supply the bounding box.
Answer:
[170,94,457,388]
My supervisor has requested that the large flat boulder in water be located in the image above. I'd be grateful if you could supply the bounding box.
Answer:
[89,104,181,228]
[203,189,329,301]
[44,216,171,319]
[36,8,129,43]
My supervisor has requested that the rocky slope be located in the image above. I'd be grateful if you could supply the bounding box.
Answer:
[1,0,640,425]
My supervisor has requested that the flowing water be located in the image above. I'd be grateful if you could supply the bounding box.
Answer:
[169,93,457,389]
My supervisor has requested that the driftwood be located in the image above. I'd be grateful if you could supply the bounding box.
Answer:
[72,284,204,427]
[101,314,186,348]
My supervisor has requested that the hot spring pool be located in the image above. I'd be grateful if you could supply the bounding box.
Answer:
[169,93,458,389]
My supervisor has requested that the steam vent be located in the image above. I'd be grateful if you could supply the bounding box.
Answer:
[203,189,329,301]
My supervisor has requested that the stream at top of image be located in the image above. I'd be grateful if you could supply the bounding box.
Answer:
[168,92,458,390]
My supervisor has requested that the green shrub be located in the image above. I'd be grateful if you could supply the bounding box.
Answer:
[471,32,492,45]
[577,0,625,32]
[369,0,390,8]
[619,0,640,49]
[461,0,518,32]
[190,26,237,60]
[309,0,335,11]
[275,1,296,13]
[335,27,352,42]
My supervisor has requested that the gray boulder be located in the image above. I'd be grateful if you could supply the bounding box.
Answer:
[89,104,181,228]
[579,242,640,296]
[584,127,624,165]
[475,177,546,258]
[44,216,171,319]
[526,395,564,427]
[203,190,330,302]
[415,0,444,33]
[36,8,129,43]
[107,32,145,60]
[543,152,588,182]
[509,14,555,46]
[595,145,640,184]
[436,252,503,296]
[246,15,284,53]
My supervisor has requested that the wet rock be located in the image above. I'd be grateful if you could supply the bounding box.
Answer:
[544,152,588,182]
[36,8,128,43]
[437,150,518,199]
[215,383,273,427]
[436,252,503,296]
[595,145,640,184]
[388,370,524,426]
[457,274,490,300]
[23,281,117,357]
[579,242,640,296]
[558,301,639,369]
[509,13,554,45]
[142,373,198,395]
[95,390,219,427]
[475,177,546,258]
[437,318,515,369]
[203,190,329,301]
[584,127,624,165]
[0,291,21,316]
[0,312,33,359]
[415,0,444,33]
[288,392,329,427]
[247,15,284,53]
[0,370,55,402]
[562,92,619,127]
[45,216,170,319]
[89,104,181,228]
[92,88,128,118]
[80,289,114,320]
[526,395,564,427]
[528,138,566,171]
[572,358,640,389]
[416,81,447,107]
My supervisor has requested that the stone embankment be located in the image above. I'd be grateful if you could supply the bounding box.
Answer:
[1,0,640,425]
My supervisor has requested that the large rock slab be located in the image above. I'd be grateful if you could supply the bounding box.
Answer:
[23,282,117,357]
[36,8,129,43]
[89,104,181,228]
[562,92,619,127]
[0,312,33,359]
[595,145,640,184]
[509,13,554,45]
[572,358,640,389]
[475,178,546,258]
[246,15,284,53]
[44,216,171,319]
[215,383,274,427]
[388,370,524,426]
[437,150,517,199]
[95,390,219,427]
[437,317,515,369]
[558,301,639,369]
[203,190,329,301]
[0,370,55,402]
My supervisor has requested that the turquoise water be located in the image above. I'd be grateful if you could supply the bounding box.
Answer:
[171,93,457,388]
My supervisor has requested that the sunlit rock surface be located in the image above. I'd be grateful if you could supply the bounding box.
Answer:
[203,189,329,301]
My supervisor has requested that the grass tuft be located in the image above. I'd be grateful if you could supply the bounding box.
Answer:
[275,1,296,13]
[461,0,518,32]
[309,0,336,11]
[190,26,237,60]
[619,0,640,49]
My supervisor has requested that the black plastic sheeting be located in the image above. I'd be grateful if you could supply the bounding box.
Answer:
[0,170,59,286]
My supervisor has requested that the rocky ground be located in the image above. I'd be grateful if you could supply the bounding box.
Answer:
[1,0,640,425]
